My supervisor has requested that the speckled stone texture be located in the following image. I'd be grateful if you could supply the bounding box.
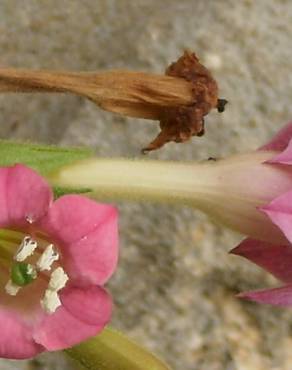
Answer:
[0,1,292,369]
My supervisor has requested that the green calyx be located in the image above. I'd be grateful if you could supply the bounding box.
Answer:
[11,262,37,286]
[65,327,171,370]
[0,140,94,198]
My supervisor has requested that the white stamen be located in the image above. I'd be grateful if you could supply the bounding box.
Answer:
[36,244,59,271]
[27,264,37,279]
[48,267,69,291]
[41,289,61,314]
[15,236,38,262]
[5,280,21,296]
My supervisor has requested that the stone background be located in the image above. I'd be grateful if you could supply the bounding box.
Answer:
[0,1,292,369]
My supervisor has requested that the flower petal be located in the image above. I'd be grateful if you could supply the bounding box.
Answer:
[0,309,44,359]
[260,190,292,244]
[260,122,292,151]
[62,214,118,286]
[60,285,112,326]
[266,138,292,165]
[239,284,292,306]
[0,168,9,226]
[39,194,118,245]
[39,194,118,285]
[3,164,52,227]
[231,238,292,283]
[33,305,106,351]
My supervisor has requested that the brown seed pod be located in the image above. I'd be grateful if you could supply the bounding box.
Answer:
[0,51,227,153]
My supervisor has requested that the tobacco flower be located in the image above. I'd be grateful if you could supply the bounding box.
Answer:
[0,164,118,359]
[52,121,292,308]
[230,122,292,305]
[51,121,292,307]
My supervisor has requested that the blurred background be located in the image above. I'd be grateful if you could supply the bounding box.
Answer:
[0,1,292,369]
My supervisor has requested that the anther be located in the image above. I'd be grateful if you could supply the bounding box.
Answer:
[5,280,21,296]
[36,244,59,271]
[15,236,38,262]
[48,267,69,291]
[41,290,61,314]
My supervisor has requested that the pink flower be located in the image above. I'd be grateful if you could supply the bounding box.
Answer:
[0,164,118,359]
[230,122,292,306]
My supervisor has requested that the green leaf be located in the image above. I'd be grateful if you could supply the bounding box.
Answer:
[65,327,171,370]
[0,140,94,196]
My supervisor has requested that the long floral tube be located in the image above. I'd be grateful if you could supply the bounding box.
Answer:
[50,150,291,245]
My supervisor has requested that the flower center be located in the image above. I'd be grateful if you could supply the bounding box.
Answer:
[0,230,68,314]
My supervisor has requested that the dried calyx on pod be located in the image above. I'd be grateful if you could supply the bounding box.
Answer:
[142,51,227,152]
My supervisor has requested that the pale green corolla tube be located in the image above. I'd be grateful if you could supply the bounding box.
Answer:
[65,327,170,370]
[49,150,292,244]
[2,139,290,244]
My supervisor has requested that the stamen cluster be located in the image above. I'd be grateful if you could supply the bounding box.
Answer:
[5,235,68,314]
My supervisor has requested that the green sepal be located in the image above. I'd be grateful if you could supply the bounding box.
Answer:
[11,263,37,286]
[65,327,171,370]
[53,186,92,199]
[0,140,94,196]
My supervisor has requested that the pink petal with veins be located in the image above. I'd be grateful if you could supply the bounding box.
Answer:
[62,213,118,286]
[39,195,118,285]
[39,194,117,245]
[260,122,292,151]
[0,168,9,226]
[0,309,44,359]
[34,285,112,351]
[231,238,292,283]
[6,164,52,227]
[266,138,292,165]
[260,190,292,244]
[60,285,112,326]
[239,284,292,307]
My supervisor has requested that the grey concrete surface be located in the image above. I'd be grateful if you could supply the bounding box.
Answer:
[0,1,292,369]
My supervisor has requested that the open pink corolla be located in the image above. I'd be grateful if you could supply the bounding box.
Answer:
[0,164,118,359]
[231,122,292,306]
